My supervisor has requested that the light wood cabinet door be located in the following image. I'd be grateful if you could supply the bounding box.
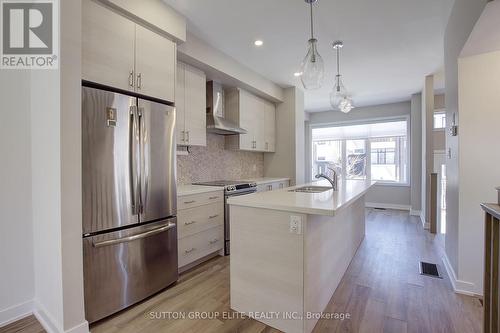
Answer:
[135,25,176,102]
[264,101,276,152]
[255,101,266,151]
[176,62,186,145]
[184,64,207,146]
[238,90,257,151]
[82,0,135,91]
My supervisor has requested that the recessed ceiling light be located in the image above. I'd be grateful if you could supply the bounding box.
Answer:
[294,72,303,77]
[254,40,263,46]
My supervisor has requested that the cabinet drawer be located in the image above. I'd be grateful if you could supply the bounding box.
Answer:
[178,203,223,239]
[256,184,274,192]
[178,226,224,268]
[178,191,223,210]
[272,181,289,190]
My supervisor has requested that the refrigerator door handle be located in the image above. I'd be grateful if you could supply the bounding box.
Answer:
[129,105,141,215]
[92,222,176,248]
[138,107,148,214]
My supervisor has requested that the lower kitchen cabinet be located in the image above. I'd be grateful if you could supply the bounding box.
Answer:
[177,189,224,270]
[256,179,290,193]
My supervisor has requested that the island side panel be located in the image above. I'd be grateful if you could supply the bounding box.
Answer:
[303,195,366,333]
[230,205,306,333]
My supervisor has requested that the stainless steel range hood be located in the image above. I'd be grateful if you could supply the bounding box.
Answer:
[206,81,247,135]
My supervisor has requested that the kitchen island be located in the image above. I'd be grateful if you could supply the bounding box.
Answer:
[227,179,375,333]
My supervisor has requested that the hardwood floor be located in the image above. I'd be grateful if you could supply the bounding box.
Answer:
[0,316,45,333]
[90,209,482,333]
[2,209,481,333]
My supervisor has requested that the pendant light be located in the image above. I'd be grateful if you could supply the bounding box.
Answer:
[330,41,354,113]
[300,0,324,90]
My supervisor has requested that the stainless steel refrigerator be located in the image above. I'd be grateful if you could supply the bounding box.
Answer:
[82,85,178,323]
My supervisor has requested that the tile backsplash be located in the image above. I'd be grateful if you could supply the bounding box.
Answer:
[177,134,264,184]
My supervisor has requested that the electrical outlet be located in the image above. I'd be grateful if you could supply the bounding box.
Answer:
[289,215,302,234]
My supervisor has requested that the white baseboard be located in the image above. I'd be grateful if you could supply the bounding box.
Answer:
[441,253,477,296]
[0,300,88,333]
[65,321,89,333]
[365,202,411,211]
[0,300,33,328]
[33,300,63,333]
[409,209,421,216]
[420,212,429,229]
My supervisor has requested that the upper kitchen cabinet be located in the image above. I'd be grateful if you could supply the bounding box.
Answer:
[176,62,207,146]
[82,0,176,102]
[225,88,276,153]
[82,0,135,92]
[135,25,176,102]
[263,99,276,152]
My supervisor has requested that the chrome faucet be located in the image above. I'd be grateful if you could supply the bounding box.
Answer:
[315,168,338,191]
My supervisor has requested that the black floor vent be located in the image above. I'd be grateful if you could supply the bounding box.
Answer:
[419,261,442,279]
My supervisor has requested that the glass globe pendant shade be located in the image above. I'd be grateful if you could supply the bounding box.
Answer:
[300,38,324,90]
[330,75,354,113]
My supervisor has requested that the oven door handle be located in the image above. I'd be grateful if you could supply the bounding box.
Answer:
[225,190,257,198]
[93,222,176,248]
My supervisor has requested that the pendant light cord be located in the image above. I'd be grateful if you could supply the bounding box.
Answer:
[310,2,314,40]
[336,47,341,90]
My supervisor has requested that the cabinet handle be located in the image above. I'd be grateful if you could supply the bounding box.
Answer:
[208,214,219,219]
[185,248,196,254]
[181,131,185,143]
[209,196,219,200]
[185,221,196,225]
[267,185,272,191]
[265,142,269,150]
[184,200,196,204]
[209,239,219,245]
[129,70,135,87]
[279,183,284,189]
[137,73,142,89]
[186,131,190,143]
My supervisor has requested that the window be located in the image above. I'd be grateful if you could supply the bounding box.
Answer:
[312,119,409,185]
[434,111,446,129]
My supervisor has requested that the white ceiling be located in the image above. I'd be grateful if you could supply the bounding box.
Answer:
[163,0,454,112]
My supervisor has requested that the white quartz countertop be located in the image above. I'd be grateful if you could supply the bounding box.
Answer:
[248,177,290,185]
[177,185,223,196]
[227,179,375,216]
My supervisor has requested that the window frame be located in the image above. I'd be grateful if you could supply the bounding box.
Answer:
[433,109,446,131]
[310,116,411,187]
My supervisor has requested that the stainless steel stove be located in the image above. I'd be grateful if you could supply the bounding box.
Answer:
[193,180,257,255]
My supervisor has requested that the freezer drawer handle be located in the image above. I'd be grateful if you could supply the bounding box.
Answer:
[92,222,176,248]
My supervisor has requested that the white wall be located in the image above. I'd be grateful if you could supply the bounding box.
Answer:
[458,50,500,294]
[308,101,412,208]
[0,72,35,325]
[422,76,434,227]
[443,0,488,286]
[178,32,284,103]
[264,87,305,185]
[410,94,422,213]
[0,0,87,331]
[60,0,87,330]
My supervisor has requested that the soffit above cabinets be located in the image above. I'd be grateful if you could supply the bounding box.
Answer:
[97,0,187,43]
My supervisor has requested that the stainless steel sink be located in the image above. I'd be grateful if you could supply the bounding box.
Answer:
[289,186,332,193]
